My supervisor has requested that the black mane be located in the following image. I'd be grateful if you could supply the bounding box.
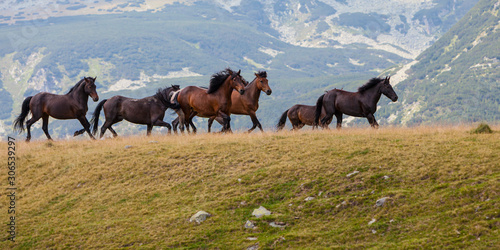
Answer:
[155,85,178,107]
[256,71,267,78]
[66,78,86,94]
[358,77,383,93]
[207,68,236,94]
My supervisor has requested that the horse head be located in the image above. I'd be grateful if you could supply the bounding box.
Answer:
[255,71,272,95]
[230,69,246,95]
[381,76,398,102]
[84,77,99,102]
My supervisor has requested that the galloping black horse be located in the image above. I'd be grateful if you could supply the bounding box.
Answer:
[13,77,99,141]
[314,76,398,129]
[78,85,180,138]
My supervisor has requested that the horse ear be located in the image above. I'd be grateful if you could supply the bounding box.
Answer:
[237,69,241,75]
[255,73,259,77]
[94,76,97,81]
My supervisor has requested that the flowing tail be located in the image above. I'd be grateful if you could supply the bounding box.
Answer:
[13,96,33,133]
[90,99,107,136]
[314,94,325,127]
[276,109,289,131]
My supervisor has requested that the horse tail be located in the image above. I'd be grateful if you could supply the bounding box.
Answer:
[13,96,33,133]
[90,99,107,136]
[314,94,325,127]
[276,109,289,131]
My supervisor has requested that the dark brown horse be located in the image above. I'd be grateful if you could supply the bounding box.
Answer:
[172,71,271,133]
[314,76,398,129]
[277,104,331,130]
[13,77,99,141]
[176,68,246,133]
[81,85,180,138]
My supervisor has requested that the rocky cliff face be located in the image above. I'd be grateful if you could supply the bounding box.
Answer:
[218,0,479,59]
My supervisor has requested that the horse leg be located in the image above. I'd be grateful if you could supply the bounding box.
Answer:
[41,114,53,141]
[172,117,179,134]
[188,112,197,134]
[146,124,153,136]
[77,116,96,140]
[73,129,85,137]
[152,120,172,134]
[321,106,335,129]
[248,112,263,133]
[108,127,118,137]
[188,119,197,134]
[218,111,230,133]
[366,114,379,128]
[207,117,215,133]
[24,110,42,142]
[176,110,186,134]
[100,120,114,138]
[335,112,343,129]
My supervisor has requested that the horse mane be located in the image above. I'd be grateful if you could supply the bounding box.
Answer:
[207,68,236,94]
[256,71,267,78]
[358,77,383,93]
[155,86,177,107]
[246,70,267,86]
[66,78,86,94]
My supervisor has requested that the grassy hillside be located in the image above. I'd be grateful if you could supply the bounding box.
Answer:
[2,127,499,248]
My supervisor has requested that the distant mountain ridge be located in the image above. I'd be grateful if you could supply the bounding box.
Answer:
[0,0,486,138]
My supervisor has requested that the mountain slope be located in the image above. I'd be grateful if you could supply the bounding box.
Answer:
[0,0,484,138]
[379,0,500,125]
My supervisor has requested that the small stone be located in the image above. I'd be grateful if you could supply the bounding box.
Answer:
[189,211,211,224]
[372,229,377,234]
[269,222,286,228]
[288,203,293,207]
[346,170,359,177]
[368,218,376,225]
[371,190,375,194]
[247,237,258,241]
[149,141,158,144]
[383,175,390,180]
[389,219,395,223]
[124,145,133,149]
[318,191,323,196]
[240,201,247,206]
[77,183,81,188]
[305,197,315,201]
[376,197,390,207]
[247,243,259,250]
[244,220,256,229]
[252,206,271,218]
[238,178,242,182]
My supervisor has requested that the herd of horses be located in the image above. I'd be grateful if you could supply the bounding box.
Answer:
[13,68,398,142]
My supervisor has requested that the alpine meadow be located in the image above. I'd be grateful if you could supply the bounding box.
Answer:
[1,0,499,249]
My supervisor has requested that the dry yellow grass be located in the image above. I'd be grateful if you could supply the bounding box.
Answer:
[1,126,499,248]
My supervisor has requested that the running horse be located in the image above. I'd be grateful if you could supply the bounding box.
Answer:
[176,68,246,133]
[277,104,331,130]
[172,71,271,133]
[75,85,180,138]
[314,76,398,129]
[13,77,99,141]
